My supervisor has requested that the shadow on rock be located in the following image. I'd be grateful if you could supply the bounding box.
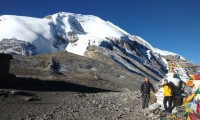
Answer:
[0,76,114,93]
[0,53,114,93]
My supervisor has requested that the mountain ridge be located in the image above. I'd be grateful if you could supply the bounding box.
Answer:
[0,12,199,79]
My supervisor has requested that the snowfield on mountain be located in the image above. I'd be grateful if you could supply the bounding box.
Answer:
[0,12,169,81]
[0,12,198,80]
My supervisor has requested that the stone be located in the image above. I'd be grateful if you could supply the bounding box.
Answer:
[25,97,40,101]
[0,53,13,81]
[0,90,9,96]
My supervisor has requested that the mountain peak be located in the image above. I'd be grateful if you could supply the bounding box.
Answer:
[0,12,198,78]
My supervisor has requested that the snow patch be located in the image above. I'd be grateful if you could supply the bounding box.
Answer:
[146,50,151,60]
[154,48,185,60]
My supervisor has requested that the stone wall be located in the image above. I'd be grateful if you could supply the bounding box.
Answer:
[0,53,13,80]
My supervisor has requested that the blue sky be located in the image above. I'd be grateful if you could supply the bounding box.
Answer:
[1,0,200,65]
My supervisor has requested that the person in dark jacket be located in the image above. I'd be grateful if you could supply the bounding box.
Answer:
[140,77,155,109]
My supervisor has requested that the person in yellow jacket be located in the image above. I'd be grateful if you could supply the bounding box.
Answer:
[163,79,173,113]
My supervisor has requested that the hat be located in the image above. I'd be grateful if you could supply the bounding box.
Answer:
[164,79,168,82]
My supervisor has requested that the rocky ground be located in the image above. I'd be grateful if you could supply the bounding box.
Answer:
[0,51,165,120]
[0,88,157,120]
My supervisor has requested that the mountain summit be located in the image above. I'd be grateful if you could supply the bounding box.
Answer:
[0,12,198,80]
[0,12,128,55]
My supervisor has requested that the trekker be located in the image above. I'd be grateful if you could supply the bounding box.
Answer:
[163,79,173,113]
[140,77,155,109]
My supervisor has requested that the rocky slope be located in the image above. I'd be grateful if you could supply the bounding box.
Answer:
[0,51,159,120]
[9,51,149,91]
[166,56,199,75]
[0,12,169,81]
[0,12,198,80]
[154,48,200,75]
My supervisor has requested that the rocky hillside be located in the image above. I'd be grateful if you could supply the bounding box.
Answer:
[1,51,158,120]
[154,48,200,75]
[9,51,156,91]
[0,12,169,81]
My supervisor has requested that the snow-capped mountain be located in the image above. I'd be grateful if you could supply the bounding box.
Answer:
[0,12,196,80]
[154,48,185,60]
